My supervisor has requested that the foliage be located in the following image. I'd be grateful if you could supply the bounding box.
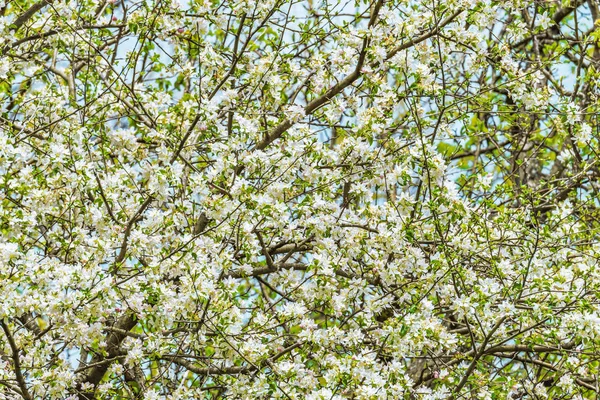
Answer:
[1,0,600,398]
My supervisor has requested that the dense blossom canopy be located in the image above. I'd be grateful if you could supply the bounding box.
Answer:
[1,0,600,398]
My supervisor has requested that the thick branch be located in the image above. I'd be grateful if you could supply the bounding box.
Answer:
[76,314,138,400]
[163,342,301,376]
[10,0,54,32]
[0,321,32,400]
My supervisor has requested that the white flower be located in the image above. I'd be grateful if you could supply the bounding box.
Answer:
[557,374,574,391]
[126,340,144,367]
[536,12,553,30]
[0,242,19,262]
[144,389,161,400]
[453,296,477,319]
[575,123,592,144]
[497,301,516,316]
[477,173,493,190]
[565,102,580,125]
[286,104,305,123]
[557,149,574,163]
[0,58,9,79]
[282,302,308,318]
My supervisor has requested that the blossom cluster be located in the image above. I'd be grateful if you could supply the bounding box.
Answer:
[0,0,599,399]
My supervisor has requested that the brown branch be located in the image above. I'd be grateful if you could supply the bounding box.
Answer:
[94,172,121,225]
[339,223,378,233]
[511,0,587,49]
[0,321,32,400]
[193,212,209,235]
[267,242,313,256]
[162,342,301,376]
[255,0,385,150]
[386,8,463,61]
[10,0,54,32]
[76,313,138,400]
[484,341,576,355]
[225,262,306,278]
[114,195,153,264]
[17,313,42,337]
[451,316,507,398]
